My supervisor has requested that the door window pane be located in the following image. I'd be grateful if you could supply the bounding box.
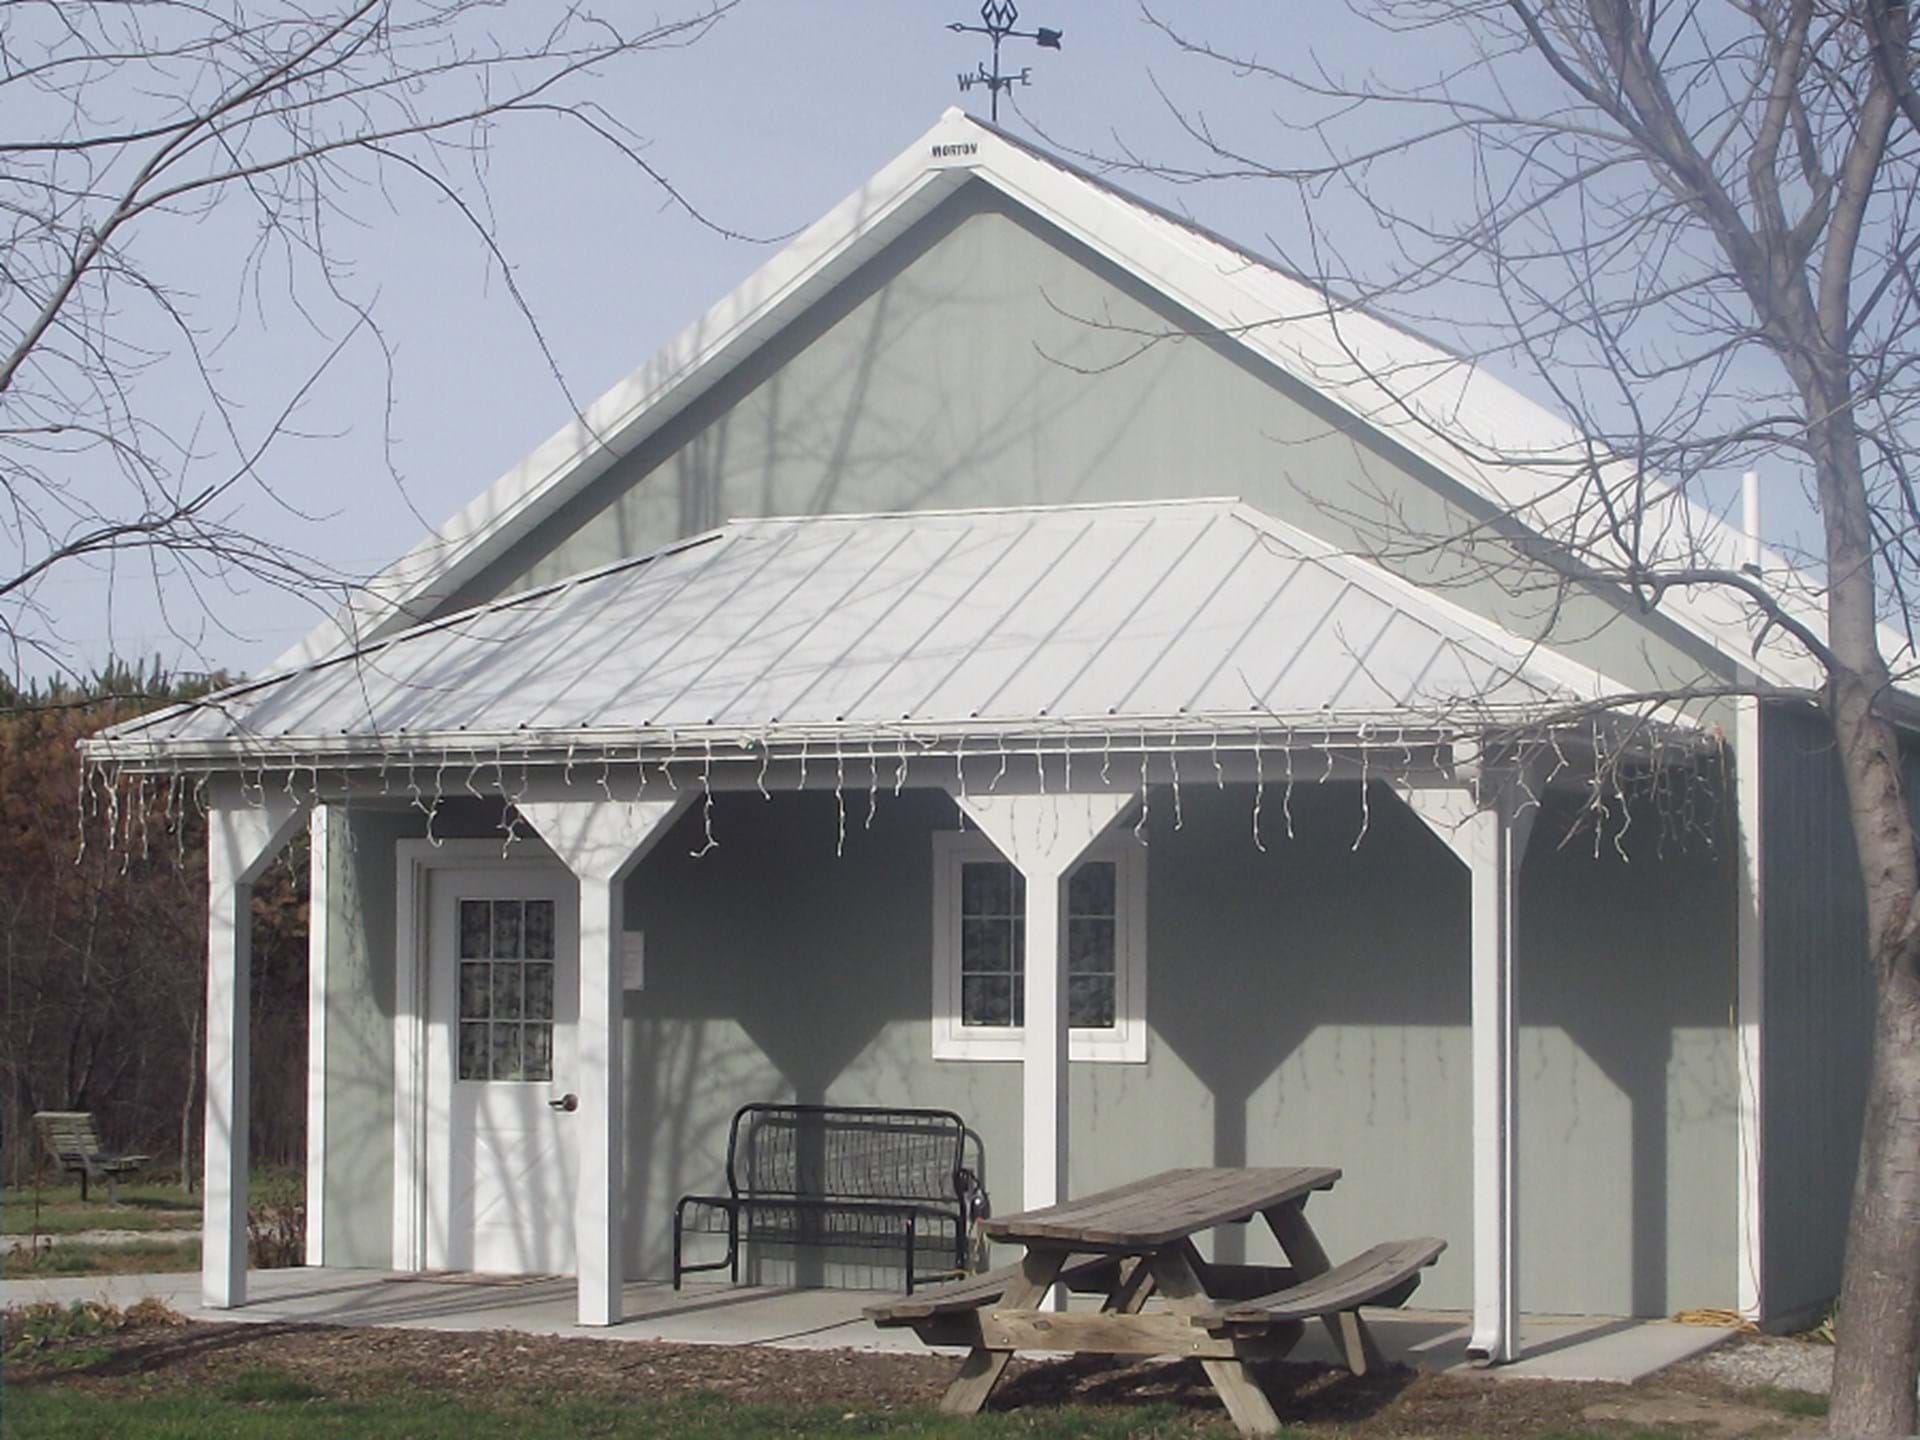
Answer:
[492,901,524,959]
[460,900,491,959]
[523,1023,553,1082]
[459,1022,489,1081]
[524,900,555,959]
[490,1022,523,1082]
[458,898,558,1082]
[524,963,555,1021]
[459,963,490,1020]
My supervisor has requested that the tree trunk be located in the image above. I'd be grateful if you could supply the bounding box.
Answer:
[1831,956,1920,1436]
[1824,665,1920,1438]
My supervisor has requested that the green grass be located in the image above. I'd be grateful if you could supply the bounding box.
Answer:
[0,1384,1250,1439]
[2,1238,199,1279]
[1753,1386,1830,1418]
[1,1181,199,1236]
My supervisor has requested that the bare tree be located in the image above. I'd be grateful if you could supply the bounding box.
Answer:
[0,0,744,687]
[1093,3,1920,1432]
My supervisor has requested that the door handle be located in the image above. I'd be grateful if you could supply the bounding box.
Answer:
[548,1093,578,1113]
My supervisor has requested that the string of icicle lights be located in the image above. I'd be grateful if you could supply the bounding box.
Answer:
[78,714,1725,868]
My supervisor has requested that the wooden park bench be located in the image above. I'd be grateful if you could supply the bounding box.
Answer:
[33,1111,150,1202]
[673,1103,980,1294]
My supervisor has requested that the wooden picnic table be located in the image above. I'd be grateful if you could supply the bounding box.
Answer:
[868,1166,1445,1438]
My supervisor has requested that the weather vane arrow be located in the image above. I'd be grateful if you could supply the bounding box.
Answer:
[948,1,1062,124]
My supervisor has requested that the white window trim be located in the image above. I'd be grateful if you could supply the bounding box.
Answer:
[931,830,1147,1064]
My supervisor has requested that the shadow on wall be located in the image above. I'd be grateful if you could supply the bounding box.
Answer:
[339,778,1735,1312]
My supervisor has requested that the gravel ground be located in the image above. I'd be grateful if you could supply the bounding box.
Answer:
[1694,1336,1836,1395]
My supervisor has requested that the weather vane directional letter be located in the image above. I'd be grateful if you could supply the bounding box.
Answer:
[948,1,1062,124]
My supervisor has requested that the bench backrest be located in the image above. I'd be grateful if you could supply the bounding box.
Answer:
[728,1104,968,1206]
[34,1111,103,1162]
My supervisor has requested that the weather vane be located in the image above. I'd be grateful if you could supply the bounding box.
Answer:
[949,2,1062,124]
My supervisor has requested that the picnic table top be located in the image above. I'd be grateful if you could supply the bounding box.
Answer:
[982,1166,1341,1249]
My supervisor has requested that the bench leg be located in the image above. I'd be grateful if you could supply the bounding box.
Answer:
[1150,1244,1283,1438]
[1263,1200,1384,1377]
[937,1248,1063,1417]
[1326,1308,1387,1377]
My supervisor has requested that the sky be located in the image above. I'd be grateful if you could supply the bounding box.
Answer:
[20,1,1811,684]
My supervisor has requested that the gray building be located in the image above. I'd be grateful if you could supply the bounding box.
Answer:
[93,109,1883,1351]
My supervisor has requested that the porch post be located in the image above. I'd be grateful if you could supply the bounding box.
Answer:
[1733,693,1766,1322]
[1396,781,1534,1363]
[516,795,692,1328]
[948,793,1132,1214]
[305,805,332,1268]
[204,788,304,1310]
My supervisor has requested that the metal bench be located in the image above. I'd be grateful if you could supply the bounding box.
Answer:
[33,1111,150,1202]
[674,1103,978,1294]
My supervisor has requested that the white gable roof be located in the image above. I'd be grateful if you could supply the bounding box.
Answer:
[102,500,1607,763]
[283,108,1841,696]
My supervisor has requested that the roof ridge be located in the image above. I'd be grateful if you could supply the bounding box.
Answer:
[727,496,1242,527]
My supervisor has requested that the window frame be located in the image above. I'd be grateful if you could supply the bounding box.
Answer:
[931,829,1147,1064]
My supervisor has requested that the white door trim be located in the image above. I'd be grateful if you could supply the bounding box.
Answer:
[392,837,562,1273]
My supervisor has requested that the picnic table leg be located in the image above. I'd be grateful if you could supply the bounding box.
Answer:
[1101,1254,1156,1314]
[1148,1245,1283,1438]
[937,1247,1064,1416]
[1262,1202,1387,1377]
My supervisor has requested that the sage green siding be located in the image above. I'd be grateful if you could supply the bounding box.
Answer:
[1758,702,1877,1325]
[445,183,1735,723]
[319,802,501,1268]
[319,806,410,1267]
[620,781,1736,1315]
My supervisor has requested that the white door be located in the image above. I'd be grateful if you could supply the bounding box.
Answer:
[426,867,580,1275]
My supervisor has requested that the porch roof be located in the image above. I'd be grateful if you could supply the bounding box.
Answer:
[97,499,1605,764]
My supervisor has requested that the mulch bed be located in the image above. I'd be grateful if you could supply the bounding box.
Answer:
[4,1310,1819,1438]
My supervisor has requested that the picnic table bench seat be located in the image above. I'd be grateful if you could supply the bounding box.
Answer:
[32,1111,149,1202]
[674,1103,978,1294]
[864,1254,1125,1326]
[1197,1236,1447,1329]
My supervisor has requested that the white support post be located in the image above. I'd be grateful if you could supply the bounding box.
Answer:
[305,805,332,1268]
[1734,693,1766,1322]
[516,795,692,1328]
[948,793,1132,1217]
[1735,470,1767,1324]
[1396,782,1534,1363]
[204,789,304,1310]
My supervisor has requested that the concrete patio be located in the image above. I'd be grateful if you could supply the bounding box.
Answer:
[1,1267,1734,1383]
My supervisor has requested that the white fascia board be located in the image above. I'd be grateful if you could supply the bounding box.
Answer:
[279,115,982,668]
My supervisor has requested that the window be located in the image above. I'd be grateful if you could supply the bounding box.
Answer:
[932,832,1146,1063]
[457,898,556,1081]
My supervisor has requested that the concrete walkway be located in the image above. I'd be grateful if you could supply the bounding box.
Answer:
[0,1267,1734,1383]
